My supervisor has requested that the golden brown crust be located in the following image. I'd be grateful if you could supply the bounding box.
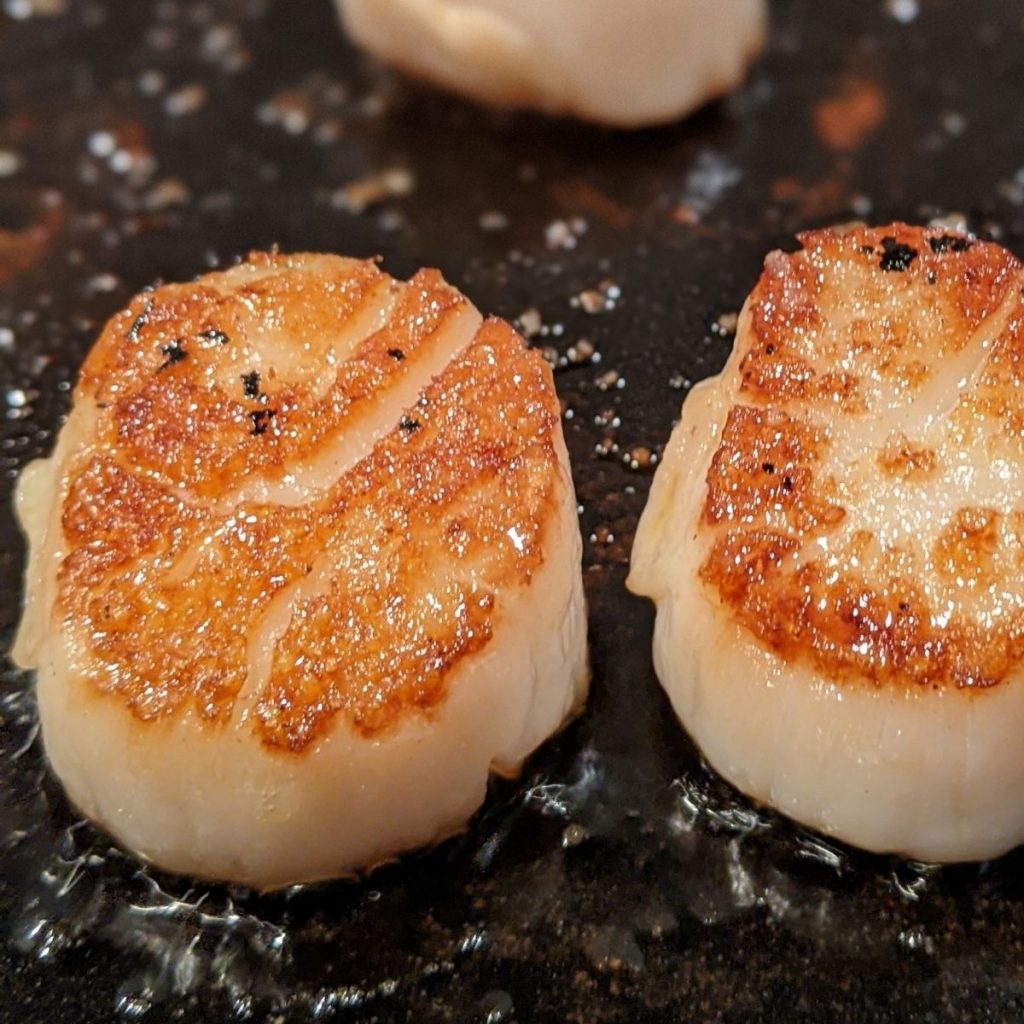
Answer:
[700,529,1023,690]
[54,255,563,747]
[698,224,1024,691]
[258,319,559,749]
[82,257,469,499]
[703,405,841,533]
[876,432,938,481]
[933,508,1000,589]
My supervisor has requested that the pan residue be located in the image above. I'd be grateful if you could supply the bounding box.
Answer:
[4,0,1024,1021]
[0,652,993,1022]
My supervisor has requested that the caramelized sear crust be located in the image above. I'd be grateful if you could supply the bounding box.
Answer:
[56,254,563,749]
[80,253,469,498]
[699,223,1024,690]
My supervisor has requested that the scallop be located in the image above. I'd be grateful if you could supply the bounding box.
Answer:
[13,253,588,888]
[630,224,1024,862]
[336,0,768,128]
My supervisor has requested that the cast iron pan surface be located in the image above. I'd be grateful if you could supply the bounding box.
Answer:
[3,1,1024,1020]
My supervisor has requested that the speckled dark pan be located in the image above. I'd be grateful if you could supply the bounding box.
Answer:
[3,1,1024,1021]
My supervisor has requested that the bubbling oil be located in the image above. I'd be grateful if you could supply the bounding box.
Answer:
[0,655,993,1022]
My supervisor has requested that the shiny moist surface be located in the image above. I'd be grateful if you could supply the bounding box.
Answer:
[5,0,1024,1020]
[38,255,558,749]
[700,225,1024,691]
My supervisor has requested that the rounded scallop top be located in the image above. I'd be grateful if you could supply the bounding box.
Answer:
[28,253,565,751]
[696,224,1024,691]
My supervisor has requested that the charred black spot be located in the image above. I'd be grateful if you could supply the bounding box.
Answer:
[126,301,152,341]
[249,408,276,435]
[928,234,973,254]
[927,271,937,285]
[898,601,910,612]
[782,476,794,492]
[198,328,229,346]
[765,344,775,355]
[157,338,186,372]
[399,415,421,433]
[387,348,406,361]
[242,370,261,399]
[761,461,776,474]
[879,237,918,272]
[860,245,875,257]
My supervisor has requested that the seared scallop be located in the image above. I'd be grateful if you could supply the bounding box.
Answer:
[630,224,1024,862]
[336,0,768,128]
[13,253,588,888]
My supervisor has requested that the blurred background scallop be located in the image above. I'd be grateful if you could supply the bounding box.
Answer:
[336,0,768,127]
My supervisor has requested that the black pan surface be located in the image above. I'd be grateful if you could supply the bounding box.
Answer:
[3,1,1024,1021]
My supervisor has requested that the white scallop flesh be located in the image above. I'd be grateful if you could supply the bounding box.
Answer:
[337,0,768,128]
[630,223,1024,862]
[13,252,588,889]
